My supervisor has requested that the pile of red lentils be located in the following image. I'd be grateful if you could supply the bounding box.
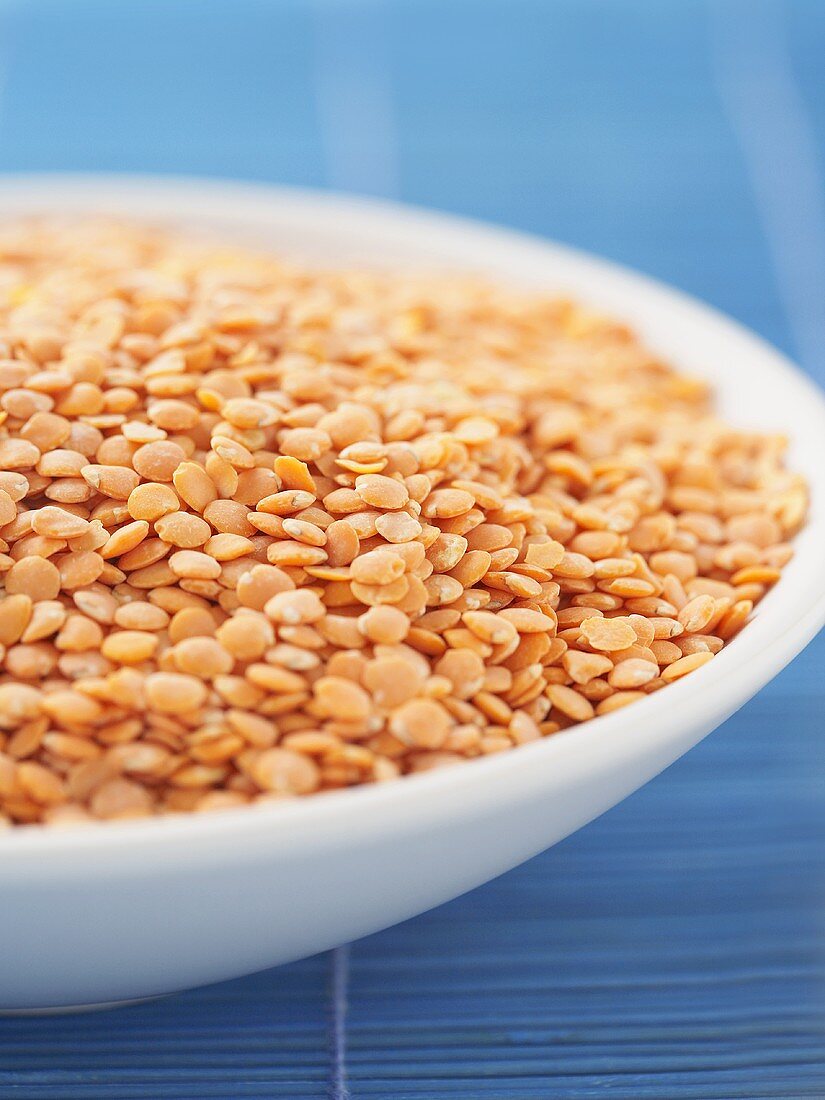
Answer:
[0,218,807,826]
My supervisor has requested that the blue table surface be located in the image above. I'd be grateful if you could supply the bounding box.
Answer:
[0,1,824,1096]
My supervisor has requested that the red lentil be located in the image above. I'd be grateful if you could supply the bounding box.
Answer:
[0,219,806,824]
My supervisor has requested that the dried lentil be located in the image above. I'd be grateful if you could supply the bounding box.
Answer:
[0,219,805,824]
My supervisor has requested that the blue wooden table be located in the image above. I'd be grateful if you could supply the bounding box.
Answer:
[0,1,824,1096]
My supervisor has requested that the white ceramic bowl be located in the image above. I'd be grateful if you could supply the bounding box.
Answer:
[0,175,823,1013]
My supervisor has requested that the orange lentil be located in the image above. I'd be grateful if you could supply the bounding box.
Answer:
[81,464,140,499]
[144,671,208,714]
[661,650,715,682]
[132,440,187,482]
[171,636,234,678]
[389,697,451,748]
[248,748,320,795]
[172,461,218,512]
[215,613,273,661]
[677,594,716,634]
[100,631,159,665]
[127,481,179,522]
[563,650,613,685]
[578,616,637,652]
[546,683,595,722]
[155,511,211,548]
[0,218,803,824]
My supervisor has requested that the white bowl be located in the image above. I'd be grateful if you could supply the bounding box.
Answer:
[0,175,823,1013]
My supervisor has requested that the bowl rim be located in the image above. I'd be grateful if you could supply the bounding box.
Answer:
[0,171,822,863]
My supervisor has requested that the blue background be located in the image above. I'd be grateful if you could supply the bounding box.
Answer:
[0,0,824,1096]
